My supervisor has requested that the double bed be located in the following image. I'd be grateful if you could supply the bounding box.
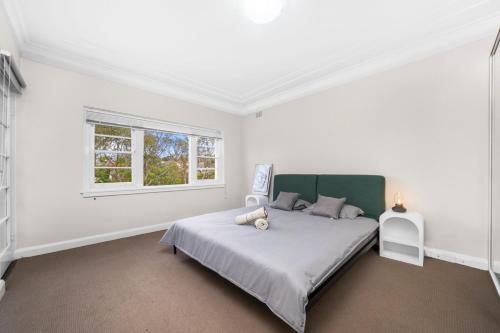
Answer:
[160,174,385,332]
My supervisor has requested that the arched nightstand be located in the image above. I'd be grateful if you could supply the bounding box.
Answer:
[379,210,424,266]
[245,194,268,207]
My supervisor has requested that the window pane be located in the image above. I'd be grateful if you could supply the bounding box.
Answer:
[95,153,131,167]
[197,137,215,157]
[95,136,131,151]
[0,189,7,219]
[197,169,215,180]
[95,124,131,137]
[144,130,189,186]
[197,157,215,168]
[95,168,132,183]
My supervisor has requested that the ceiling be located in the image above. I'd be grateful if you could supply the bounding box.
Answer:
[3,0,500,115]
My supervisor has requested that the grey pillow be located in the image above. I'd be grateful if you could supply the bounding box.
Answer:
[302,203,315,214]
[311,195,346,219]
[270,192,300,211]
[339,204,364,219]
[293,199,311,211]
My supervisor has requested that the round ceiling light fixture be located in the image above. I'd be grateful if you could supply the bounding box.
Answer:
[243,0,286,24]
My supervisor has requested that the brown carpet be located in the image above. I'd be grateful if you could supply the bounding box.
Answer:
[0,231,499,333]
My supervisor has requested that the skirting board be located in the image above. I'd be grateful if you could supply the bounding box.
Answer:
[424,247,488,270]
[14,222,174,259]
[12,225,491,272]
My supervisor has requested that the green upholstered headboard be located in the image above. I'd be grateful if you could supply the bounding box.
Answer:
[273,174,318,203]
[272,174,385,220]
[317,175,385,220]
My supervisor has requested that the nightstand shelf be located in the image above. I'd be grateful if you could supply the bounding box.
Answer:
[380,210,424,266]
[382,235,419,248]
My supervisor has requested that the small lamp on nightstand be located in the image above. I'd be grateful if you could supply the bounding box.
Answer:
[392,192,407,213]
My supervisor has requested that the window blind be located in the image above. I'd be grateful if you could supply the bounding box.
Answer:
[85,107,223,139]
[0,50,26,94]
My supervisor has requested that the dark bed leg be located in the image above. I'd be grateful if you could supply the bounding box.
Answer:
[173,245,177,255]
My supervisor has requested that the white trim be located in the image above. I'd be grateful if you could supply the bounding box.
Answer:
[20,40,244,115]
[489,269,500,295]
[14,221,175,259]
[3,0,499,115]
[83,110,225,194]
[0,279,5,302]
[242,14,500,113]
[8,221,493,270]
[424,246,488,270]
[81,183,225,198]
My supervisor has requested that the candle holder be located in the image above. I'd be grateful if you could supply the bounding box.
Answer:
[392,192,407,213]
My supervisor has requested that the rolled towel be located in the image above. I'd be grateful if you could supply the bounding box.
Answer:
[254,218,269,231]
[235,207,268,225]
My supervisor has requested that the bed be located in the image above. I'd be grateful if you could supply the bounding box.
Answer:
[160,174,385,332]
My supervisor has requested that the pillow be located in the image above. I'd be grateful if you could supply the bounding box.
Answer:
[293,199,311,211]
[270,192,300,211]
[302,203,315,214]
[339,204,364,219]
[311,195,346,219]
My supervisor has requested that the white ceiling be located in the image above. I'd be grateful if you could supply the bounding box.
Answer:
[3,0,500,115]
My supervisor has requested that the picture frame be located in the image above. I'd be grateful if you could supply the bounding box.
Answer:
[252,164,273,195]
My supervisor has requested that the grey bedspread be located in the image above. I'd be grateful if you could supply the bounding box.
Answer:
[160,206,378,332]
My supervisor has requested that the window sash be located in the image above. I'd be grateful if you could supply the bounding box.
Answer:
[94,133,130,140]
[83,115,224,194]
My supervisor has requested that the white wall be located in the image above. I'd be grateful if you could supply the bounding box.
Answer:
[0,1,18,61]
[243,38,492,259]
[7,13,494,262]
[15,59,245,249]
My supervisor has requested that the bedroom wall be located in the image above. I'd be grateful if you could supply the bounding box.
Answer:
[243,37,492,261]
[15,59,245,250]
[0,1,19,61]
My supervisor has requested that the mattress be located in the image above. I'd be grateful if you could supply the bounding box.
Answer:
[160,206,379,332]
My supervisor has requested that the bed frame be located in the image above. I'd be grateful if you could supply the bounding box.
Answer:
[174,174,385,311]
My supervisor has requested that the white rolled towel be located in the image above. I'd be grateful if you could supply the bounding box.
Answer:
[235,207,268,225]
[254,218,269,231]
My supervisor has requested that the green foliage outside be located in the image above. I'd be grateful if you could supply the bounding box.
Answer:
[95,168,132,183]
[143,131,189,186]
[94,125,132,183]
[95,124,131,137]
[196,136,216,180]
[93,125,217,184]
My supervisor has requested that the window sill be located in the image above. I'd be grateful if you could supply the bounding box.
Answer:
[81,183,225,198]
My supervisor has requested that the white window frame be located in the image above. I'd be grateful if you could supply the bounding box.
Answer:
[82,109,225,197]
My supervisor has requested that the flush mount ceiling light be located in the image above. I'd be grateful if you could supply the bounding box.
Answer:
[243,0,286,24]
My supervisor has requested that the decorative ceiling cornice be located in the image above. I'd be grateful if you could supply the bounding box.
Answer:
[3,0,500,116]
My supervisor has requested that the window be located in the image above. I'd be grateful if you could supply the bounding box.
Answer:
[144,130,189,186]
[83,109,224,196]
[196,136,217,180]
[94,125,132,184]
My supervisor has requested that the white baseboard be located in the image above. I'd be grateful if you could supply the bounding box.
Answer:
[424,246,488,270]
[14,222,174,259]
[11,223,492,273]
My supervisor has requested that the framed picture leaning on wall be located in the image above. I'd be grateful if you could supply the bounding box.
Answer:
[252,164,273,195]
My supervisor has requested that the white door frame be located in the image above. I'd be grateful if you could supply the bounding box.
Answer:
[0,85,15,278]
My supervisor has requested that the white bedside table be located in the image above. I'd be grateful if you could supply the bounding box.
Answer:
[245,194,268,207]
[379,210,424,266]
